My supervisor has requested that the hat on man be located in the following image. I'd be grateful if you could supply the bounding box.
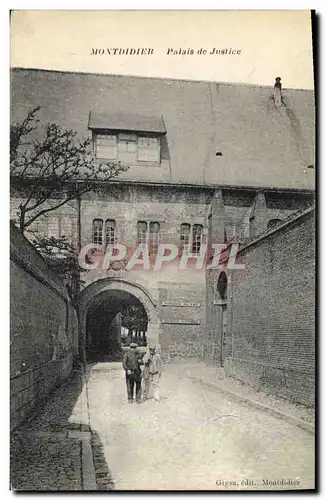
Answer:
[130,342,138,348]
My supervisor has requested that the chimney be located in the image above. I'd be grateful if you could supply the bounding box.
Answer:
[274,77,282,108]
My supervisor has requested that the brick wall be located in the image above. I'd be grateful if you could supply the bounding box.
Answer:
[10,223,78,430]
[223,208,315,407]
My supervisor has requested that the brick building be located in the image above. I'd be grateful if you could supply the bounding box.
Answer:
[206,207,315,406]
[10,68,315,365]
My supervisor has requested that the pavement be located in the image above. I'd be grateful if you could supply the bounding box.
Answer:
[176,362,315,434]
[10,368,104,491]
[10,361,316,492]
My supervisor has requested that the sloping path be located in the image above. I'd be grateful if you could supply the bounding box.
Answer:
[87,363,315,491]
[10,362,315,491]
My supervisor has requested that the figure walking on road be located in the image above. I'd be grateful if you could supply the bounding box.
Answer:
[122,343,143,404]
[142,346,163,402]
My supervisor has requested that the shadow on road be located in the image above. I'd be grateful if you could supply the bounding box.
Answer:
[10,365,114,491]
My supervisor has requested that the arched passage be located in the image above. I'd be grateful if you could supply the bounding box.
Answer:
[86,291,148,361]
[79,278,160,362]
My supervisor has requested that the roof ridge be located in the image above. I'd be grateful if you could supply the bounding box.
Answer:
[10,67,315,92]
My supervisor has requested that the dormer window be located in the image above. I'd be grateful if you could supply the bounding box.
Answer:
[89,112,166,165]
[94,131,160,164]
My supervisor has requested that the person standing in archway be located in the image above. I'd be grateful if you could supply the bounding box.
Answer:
[122,342,143,404]
[142,346,163,402]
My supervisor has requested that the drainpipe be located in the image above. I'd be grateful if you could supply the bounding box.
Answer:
[77,193,81,254]
[76,193,86,365]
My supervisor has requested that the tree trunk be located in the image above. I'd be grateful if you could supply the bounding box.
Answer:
[19,206,26,233]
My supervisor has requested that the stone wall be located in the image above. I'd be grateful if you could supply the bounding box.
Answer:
[78,184,210,354]
[10,223,79,430]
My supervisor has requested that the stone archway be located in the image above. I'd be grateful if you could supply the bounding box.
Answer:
[78,278,160,362]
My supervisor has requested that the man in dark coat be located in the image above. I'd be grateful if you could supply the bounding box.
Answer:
[122,343,143,403]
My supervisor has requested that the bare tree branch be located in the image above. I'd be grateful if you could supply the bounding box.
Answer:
[10,107,128,231]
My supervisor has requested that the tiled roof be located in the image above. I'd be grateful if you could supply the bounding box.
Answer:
[88,111,166,134]
[10,68,315,190]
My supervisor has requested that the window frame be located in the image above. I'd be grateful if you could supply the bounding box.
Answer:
[94,131,161,165]
[105,219,117,250]
[92,218,104,246]
[95,133,117,160]
[180,223,191,254]
[137,136,160,163]
[192,224,203,255]
[46,216,75,248]
[137,220,161,256]
[180,223,204,256]
[47,216,60,239]
[137,221,148,247]
[149,221,160,256]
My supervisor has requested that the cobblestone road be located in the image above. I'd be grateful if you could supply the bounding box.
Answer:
[10,433,82,491]
[11,363,315,491]
[10,371,101,491]
[87,363,315,491]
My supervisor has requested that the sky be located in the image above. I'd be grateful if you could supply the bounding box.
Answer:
[10,10,314,89]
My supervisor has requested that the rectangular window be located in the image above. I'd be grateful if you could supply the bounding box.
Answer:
[48,217,60,239]
[149,222,160,256]
[180,223,191,254]
[60,216,72,241]
[95,134,117,160]
[138,136,160,163]
[94,132,161,164]
[105,219,116,249]
[92,219,103,245]
[118,133,137,164]
[137,221,147,246]
[192,224,203,255]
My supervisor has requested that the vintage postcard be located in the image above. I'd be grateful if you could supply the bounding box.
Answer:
[10,10,316,492]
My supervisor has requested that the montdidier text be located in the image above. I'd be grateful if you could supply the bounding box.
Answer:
[90,48,154,55]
